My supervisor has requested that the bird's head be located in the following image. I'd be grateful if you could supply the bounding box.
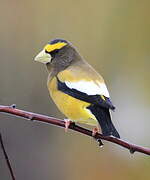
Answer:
[34,39,78,71]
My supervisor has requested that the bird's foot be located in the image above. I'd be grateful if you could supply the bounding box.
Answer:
[92,127,104,147]
[92,127,100,137]
[64,119,71,132]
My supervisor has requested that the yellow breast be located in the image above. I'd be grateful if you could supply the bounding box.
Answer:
[47,77,98,126]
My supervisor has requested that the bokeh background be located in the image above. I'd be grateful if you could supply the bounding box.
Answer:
[0,0,150,179]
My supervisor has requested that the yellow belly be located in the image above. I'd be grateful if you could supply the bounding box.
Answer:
[47,77,98,126]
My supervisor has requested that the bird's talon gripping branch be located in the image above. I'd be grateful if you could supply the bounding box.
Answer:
[64,119,71,132]
[92,127,100,137]
[92,127,104,147]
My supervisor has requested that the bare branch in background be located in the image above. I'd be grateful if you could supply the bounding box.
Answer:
[0,105,150,156]
[0,133,16,180]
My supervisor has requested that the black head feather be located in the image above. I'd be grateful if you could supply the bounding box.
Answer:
[49,39,68,45]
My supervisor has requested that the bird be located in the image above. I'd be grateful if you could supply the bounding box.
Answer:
[34,38,120,139]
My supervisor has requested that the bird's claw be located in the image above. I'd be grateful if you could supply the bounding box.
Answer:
[92,127,104,147]
[64,119,71,132]
[92,127,100,137]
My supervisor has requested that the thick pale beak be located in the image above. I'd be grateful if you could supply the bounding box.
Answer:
[34,49,51,64]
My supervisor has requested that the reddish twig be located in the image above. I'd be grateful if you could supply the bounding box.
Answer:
[0,105,150,156]
[0,133,16,180]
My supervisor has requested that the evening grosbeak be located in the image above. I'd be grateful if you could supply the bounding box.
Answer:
[34,39,120,139]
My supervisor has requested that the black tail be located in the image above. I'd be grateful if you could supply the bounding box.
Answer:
[88,105,120,138]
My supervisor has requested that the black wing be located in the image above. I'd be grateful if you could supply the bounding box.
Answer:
[56,77,115,110]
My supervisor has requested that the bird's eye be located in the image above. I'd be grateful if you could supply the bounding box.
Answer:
[45,49,59,54]
[54,49,59,53]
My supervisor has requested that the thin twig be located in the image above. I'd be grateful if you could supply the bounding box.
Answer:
[0,105,150,156]
[0,133,16,180]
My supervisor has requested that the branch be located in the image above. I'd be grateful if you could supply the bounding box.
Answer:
[0,105,150,156]
[0,133,16,180]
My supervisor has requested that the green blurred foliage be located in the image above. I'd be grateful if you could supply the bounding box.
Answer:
[0,0,150,179]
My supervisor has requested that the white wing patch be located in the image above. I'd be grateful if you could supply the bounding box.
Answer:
[65,80,110,97]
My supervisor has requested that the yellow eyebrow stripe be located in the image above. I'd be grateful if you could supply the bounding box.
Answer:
[44,42,67,52]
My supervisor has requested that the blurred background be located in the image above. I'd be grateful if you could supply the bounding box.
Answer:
[0,0,150,179]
